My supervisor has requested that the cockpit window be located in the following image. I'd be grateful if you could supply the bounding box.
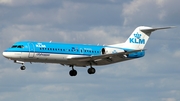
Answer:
[17,45,24,48]
[11,45,17,48]
[11,45,24,48]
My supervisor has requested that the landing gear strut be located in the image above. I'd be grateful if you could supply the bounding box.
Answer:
[14,60,26,70]
[69,65,77,76]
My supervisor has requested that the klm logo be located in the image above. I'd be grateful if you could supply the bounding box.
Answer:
[129,33,145,44]
[36,43,46,48]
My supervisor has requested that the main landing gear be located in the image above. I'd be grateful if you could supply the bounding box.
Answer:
[87,63,96,74]
[69,65,96,76]
[87,67,96,74]
[69,65,77,76]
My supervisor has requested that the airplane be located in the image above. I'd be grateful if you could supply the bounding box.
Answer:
[2,26,173,76]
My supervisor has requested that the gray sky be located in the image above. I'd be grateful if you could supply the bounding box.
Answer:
[0,0,180,101]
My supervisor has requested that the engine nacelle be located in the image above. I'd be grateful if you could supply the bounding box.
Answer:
[101,47,124,54]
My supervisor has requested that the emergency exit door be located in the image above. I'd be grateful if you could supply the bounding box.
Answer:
[28,43,35,58]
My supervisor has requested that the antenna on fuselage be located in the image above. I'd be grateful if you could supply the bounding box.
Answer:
[49,40,52,43]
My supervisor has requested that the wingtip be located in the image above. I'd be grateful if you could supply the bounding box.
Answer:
[169,26,176,28]
[164,26,176,29]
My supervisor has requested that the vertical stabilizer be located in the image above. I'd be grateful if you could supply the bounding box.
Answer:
[124,26,172,49]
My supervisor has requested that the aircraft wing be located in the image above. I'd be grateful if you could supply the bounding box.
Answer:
[67,49,144,64]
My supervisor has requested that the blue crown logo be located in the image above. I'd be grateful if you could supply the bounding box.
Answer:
[134,33,141,39]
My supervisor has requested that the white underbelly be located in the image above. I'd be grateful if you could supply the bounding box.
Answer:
[19,52,88,66]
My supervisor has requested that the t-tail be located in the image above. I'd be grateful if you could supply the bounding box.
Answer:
[122,26,173,50]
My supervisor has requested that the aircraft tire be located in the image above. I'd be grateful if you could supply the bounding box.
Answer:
[87,67,96,74]
[20,66,26,70]
[69,69,77,76]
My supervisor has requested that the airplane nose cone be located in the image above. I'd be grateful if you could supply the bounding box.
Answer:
[2,52,9,58]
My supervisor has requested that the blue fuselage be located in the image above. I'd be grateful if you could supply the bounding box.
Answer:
[3,41,145,66]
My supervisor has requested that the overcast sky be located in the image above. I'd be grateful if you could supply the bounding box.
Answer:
[0,0,180,101]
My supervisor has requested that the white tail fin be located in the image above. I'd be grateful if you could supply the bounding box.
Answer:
[123,26,173,49]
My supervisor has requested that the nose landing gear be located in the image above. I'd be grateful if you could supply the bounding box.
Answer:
[14,60,26,70]
[20,66,26,70]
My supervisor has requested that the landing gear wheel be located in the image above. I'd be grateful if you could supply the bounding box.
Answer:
[69,69,77,76]
[20,66,26,70]
[88,67,96,74]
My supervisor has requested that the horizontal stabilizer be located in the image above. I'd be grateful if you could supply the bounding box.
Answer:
[140,26,175,33]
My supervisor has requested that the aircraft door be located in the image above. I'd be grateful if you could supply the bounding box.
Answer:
[28,43,35,58]
[80,48,84,54]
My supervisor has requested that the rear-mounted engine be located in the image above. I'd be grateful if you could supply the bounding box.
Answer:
[101,47,124,54]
